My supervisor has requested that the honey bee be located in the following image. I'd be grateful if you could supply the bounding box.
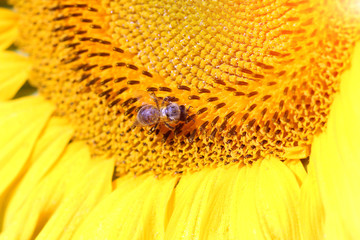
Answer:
[133,93,191,131]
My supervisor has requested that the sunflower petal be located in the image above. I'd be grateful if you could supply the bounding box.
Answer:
[197,167,240,240]
[0,96,53,198]
[0,51,31,100]
[165,166,259,239]
[165,158,301,240]
[284,159,307,186]
[166,168,227,239]
[35,157,115,240]
[299,162,325,240]
[1,141,98,240]
[4,118,74,222]
[308,44,360,240]
[231,159,301,240]
[0,8,18,50]
[72,175,178,240]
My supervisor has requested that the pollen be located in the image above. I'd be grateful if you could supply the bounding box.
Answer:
[13,0,360,176]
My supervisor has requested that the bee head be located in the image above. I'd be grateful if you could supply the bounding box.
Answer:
[164,103,181,122]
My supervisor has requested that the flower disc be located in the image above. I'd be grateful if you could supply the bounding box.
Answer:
[13,0,360,176]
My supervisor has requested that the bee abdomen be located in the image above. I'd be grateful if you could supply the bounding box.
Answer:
[137,105,160,126]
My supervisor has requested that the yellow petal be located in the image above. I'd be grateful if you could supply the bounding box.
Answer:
[0,51,31,100]
[196,167,240,240]
[0,96,53,199]
[231,159,301,240]
[72,175,178,240]
[308,43,360,240]
[299,162,325,240]
[4,118,74,222]
[166,168,226,239]
[284,159,307,186]
[166,158,301,240]
[1,141,98,240]
[0,8,18,50]
[35,157,115,240]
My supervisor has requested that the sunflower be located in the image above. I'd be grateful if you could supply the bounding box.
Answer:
[0,0,360,239]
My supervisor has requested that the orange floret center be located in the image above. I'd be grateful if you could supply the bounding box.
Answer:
[13,0,360,176]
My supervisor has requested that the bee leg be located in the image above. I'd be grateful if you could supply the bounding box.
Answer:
[186,114,196,123]
[130,119,140,130]
[186,106,195,123]
[164,122,174,129]
[148,123,159,134]
[150,92,160,109]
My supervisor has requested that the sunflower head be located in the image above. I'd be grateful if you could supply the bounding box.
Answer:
[1,0,360,239]
[12,0,360,176]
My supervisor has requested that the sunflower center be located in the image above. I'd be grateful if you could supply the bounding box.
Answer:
[14,0,360,176]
